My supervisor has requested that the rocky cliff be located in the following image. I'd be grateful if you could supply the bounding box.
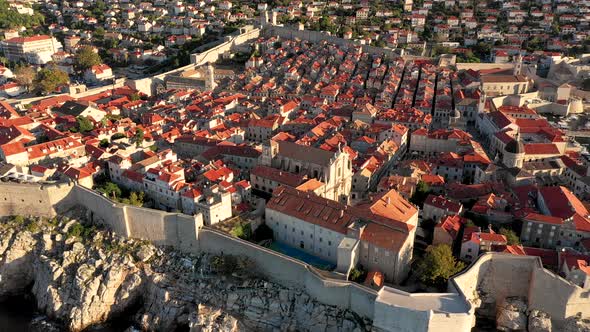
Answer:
[0,210,371,332]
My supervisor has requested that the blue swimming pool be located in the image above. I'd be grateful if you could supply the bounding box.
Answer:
[269,242,336,271]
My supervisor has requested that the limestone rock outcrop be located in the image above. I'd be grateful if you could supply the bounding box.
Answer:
[561,316,590,332]
[496,296,528,331]
[0,212,371,332]
[528,310,552,332]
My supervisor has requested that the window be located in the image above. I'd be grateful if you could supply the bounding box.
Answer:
[328,241,331,246]
[300,241,304,249]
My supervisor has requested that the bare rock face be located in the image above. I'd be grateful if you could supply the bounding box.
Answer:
[561,316,590,332]
[0,230,36,297]
[528,310,552,332]
[496,296,528,331]
[0,213,371,332]
[189,304,246,332]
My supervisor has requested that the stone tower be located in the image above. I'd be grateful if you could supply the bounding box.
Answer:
[260,11,270,27]
[260,140,278,166]
[206,62,216,90]
[514,53,523,76]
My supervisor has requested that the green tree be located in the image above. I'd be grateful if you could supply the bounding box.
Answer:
[34,65,69,94]
[99,138,109,148]
[134,128,144,146]
[14,65,36,91]
[76,116,94,133]
[348,267,367,282]
[499,228,520,245]
[128,191,144,207]
[231,222,252,240]
[410,181,430,207]
[94,27,105,40]
[416,244,465,287]
[75,45,102,71]
[0,0,44,29]
[97,181,121,199]
[111,133,126,140]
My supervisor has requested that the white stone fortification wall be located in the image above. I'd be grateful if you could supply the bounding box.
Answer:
[0,181,75,217]
[198,227,378,319]
[529,266,590,320]
[73,185,130,236]
[264,26,400,59]
[1,183,588,331]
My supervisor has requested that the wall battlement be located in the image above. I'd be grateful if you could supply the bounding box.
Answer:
[0,181,587,331]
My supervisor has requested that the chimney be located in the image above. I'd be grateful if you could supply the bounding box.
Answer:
[386,196,391,205]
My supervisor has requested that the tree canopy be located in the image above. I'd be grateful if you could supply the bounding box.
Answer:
[75,46,102,71]
[14,65,36,90]
[410,181,431,207]
[76,116,94,133]
[499,228,520,245]
[416,244,465,287]
[97,181,122,199]
[0,0,44,29]
[34,66,69,94]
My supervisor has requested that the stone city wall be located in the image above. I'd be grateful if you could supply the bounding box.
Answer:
[0,181,75,217]
[128,28,261,96]
[1,182,589,331]
[529,265,590,319]
[190,28,261,66]
[198,227,378,319]
[450,252,590,322]
[0,182,202,249]
[372,289,473,332]
[264,26,400,59]
[73,185,202,249]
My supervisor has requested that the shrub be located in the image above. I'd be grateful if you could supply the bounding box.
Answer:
[230,222,252,240]
[500,228,520,245]
[67,223,85,239]
[111,133,126,140]
[349,267,367,283]
[13,215,25,224]
[25,220,39,233]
